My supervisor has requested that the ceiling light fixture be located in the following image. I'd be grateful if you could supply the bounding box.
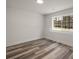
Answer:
[36,0,44,4]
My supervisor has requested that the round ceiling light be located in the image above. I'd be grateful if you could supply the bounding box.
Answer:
[36,0,44,4]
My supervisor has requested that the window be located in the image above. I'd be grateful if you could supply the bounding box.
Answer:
[52,16,73,31]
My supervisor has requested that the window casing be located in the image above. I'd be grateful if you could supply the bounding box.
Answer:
[52,16,73,31]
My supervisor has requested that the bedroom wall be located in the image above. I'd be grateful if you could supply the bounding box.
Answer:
[6,8,44,46]
[43,8,73,46]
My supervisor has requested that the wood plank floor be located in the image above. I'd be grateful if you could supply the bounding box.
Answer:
[6,38,73,59]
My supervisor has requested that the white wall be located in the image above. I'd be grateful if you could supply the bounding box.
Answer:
[43,8,73,46]
[6,8,44,46]
[6,7,73,47]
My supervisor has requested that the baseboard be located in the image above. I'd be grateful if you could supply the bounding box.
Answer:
[44,36,73,47]
[6,37,43,47]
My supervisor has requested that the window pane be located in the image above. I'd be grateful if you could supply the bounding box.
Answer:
[52,15,73,31]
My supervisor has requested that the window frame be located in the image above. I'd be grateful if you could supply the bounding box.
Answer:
[52,15,73,32]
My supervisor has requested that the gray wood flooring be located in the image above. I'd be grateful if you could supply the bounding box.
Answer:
[6,38,73,59]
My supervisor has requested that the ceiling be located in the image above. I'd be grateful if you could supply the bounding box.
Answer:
[7,0,73,15]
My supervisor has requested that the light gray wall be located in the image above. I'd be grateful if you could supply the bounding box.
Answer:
[6,8,44,46]
[43,8,73,46]
[6,7,73,47]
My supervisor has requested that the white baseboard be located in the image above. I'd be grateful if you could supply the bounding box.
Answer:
[6,37,42,47]
[45,36,73,47]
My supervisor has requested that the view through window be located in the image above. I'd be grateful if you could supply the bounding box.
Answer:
[52,15,73,31]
